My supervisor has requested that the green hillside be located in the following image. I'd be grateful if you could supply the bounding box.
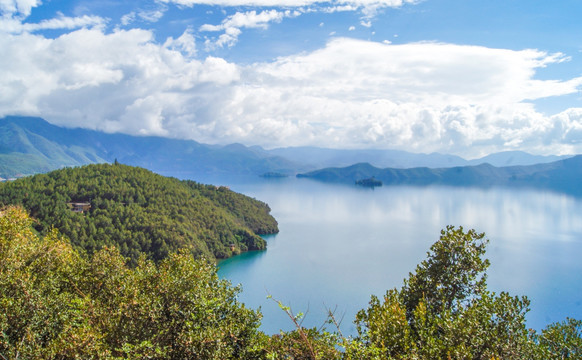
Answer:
[0,163,278,263]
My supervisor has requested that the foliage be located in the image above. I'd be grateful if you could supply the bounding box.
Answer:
[0,206,264,359]
[262,295,342,360]
[352,225,565,360]
[1,207,580,359]
[0,164,278,263]
[536,318,582,359]
[400,225,490,317]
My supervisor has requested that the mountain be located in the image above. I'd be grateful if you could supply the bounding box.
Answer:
[0,116,572,182]
[0,116,298,181]
[0,116,108,178]
[467,151,567,167]
[266,146,571,169]
[0,163,278,263]
[267,146,468,169]
[296,156,582,195]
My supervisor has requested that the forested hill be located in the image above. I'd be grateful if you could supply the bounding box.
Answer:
[0,163,278,263]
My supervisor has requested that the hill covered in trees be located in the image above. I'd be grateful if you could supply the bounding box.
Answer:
[0,163,278,263]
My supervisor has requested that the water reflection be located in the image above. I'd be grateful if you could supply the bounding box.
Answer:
[219,178,582,335]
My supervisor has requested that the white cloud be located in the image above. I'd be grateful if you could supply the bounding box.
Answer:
[201,9,295,48]
[1,29,582,157]
[120,12,136,26]
[322,5,358,13]
[360,20,372,27]
[0,27,240,137]
[160,0,415,7]
[0,0,41,17]
[0,13,106,33]
[348,25,355,31]
[120,5,169,26]
[164,28,197,57]
[161,0,416,19]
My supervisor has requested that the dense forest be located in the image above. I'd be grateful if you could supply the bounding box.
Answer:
[1,207,580,359]
[0,163,278,263]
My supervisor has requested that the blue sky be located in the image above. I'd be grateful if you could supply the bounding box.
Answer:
[1,0,581,157]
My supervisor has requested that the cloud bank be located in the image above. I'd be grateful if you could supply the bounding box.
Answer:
[1,24,581,156]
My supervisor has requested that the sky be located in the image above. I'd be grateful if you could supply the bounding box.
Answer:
[1,0,582,157]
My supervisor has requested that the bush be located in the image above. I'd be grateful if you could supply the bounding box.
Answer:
[0,206,263,359]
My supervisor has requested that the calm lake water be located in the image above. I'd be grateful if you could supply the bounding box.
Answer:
[217,178,582,335]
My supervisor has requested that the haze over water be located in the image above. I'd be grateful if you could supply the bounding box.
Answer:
[218,178,582,335]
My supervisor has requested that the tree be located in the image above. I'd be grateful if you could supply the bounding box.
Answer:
[2,207,580,359]
[0,206,264,359]
[353,225,538,359]
[400,225,489,317]
[536,318,582,359]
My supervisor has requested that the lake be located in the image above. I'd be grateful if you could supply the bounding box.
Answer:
[217,177,582,336]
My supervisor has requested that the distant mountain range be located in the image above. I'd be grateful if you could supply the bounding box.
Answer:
[0,116,297,182]
[297,157,582,195]
[267,146,568,169]
[0,116,576,188]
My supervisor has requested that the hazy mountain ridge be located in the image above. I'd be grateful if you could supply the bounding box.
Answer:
[268,146,568,169]
[297,156,582,195]
[0,116,299,181]
[0,116,573,182]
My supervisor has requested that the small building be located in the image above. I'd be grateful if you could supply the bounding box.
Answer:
[67,202,91,213]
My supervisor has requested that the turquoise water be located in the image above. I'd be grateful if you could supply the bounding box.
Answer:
[218,178,582,335]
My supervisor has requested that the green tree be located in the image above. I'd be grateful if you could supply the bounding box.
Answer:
[0,206,264,359]
[2,207,581,359]
[352,226,537,359]
[536,318,582,359]
[400,225,490,317]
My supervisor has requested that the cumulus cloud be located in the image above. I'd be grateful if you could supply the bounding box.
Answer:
[0,27,240,137]
[229,38,582,155]
[0,0,42,17]
[1,28,582,156]
[164,28,197,58]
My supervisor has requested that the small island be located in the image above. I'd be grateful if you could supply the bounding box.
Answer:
[355,177,383,187]
[260,172,289,178]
